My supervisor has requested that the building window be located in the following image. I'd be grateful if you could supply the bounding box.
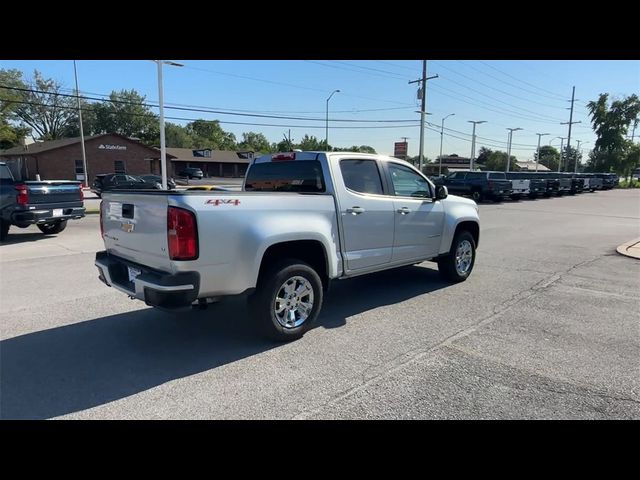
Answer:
[75,160,84,174]
[114,160,126,173]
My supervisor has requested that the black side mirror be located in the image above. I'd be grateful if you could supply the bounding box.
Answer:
[435,185,448,200]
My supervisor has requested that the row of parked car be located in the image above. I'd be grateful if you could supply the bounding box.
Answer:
[432,171,618,202]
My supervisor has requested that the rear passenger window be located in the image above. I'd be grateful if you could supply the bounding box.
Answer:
[340,159,384,195]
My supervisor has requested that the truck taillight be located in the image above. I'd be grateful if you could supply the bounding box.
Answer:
[15,184,28,205]
[167,206,198,260]
[79,185,84,201]
[99,201,104,238]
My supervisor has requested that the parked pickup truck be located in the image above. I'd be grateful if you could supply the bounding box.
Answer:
[505,172,547,199]
[95,152,480,341]
[433,170,512,202]
[0,162,85,241]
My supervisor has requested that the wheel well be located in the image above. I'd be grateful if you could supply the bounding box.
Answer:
[454,221,479,248]
[259,240,329,290]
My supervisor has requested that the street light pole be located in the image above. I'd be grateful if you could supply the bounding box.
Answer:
[439,113,455,176]
[574,140,588,172]
[73,60,88,188]
[468,120,487,170]
[535,133,550,172]
[558,137,564,172]
[325,89,340,150]
[155,60,183,190]
[506,127,522,172]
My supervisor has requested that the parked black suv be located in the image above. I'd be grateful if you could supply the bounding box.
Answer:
[433,171,512,202]
[91,174,161,198]
[177,167,204,179]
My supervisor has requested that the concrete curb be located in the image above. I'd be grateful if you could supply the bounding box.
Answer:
[616,238,640,259]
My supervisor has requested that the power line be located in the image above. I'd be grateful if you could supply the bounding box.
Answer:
[476,60,568,100]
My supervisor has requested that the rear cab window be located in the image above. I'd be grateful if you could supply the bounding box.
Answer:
[245,160,326,193]
[488,172,506,180]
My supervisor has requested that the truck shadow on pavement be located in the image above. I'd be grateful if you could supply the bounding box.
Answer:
[0,264,447,419]
[1,232,55,244]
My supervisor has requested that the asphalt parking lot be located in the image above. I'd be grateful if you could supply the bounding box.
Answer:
[1,190,639,419]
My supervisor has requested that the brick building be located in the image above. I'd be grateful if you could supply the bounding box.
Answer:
[165,148,253,178]
[0,133,163,182]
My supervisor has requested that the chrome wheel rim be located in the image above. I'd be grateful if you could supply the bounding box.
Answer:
[455,240,473,275]
[274,276,314,329]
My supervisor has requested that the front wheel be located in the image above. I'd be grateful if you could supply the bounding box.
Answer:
[248,259,323,341]
[437,231,476,282]
[37,220,67,235]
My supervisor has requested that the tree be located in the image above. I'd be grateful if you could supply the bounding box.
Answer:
[165,122,194,148]
[484,150,518,171]
[0,69,31,148]
[535,145,560,171]
[12,70,78,140]
[238,131,271,152]
[185,119,237,150]
[475,147,492,166]
[91,89,159,144]
[297,134,322,151]
[586,93,640,174]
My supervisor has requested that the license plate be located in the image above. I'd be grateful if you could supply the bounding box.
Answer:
[127,266,141,282]
[52,209,63,217]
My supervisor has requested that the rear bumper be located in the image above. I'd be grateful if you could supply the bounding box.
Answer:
[95,251,200,309]
[12,206,85,224]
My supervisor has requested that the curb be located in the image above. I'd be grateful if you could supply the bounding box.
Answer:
[616,238,640,260]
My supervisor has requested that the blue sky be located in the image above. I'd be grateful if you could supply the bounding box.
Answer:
[1,60,638,160]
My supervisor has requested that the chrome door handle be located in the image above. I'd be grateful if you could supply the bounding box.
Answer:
[346,206,365,215]
[396,207,411,214]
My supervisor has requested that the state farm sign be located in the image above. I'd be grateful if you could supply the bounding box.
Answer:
[98,144,127,150]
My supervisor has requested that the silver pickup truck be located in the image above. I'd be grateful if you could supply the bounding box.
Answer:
[95,152,480,341]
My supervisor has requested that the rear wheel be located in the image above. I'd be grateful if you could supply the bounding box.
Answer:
[471,190,483,203]
[37,220,67,235]
[0,220,9,241]
[437,231,476,282]
[248,258,323,342]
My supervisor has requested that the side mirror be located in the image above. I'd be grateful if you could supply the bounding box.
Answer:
[435,185,448,200]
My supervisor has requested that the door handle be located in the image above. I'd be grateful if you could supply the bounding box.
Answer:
[396,207,412,214]
[346,206,365,215]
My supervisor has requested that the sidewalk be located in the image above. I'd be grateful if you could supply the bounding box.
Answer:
[616,238,640,259]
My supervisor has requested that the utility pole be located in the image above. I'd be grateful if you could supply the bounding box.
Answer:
[439,113,455,175]
[409,61,438,172]
[506,127,522,172]
[557,138,565,173]
[535,133,550,172]
[468,120,487,170]
[561,86,581,174]
[73,60,88,188]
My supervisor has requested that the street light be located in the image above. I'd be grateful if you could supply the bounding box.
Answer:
[505,127,523,172]
[534,133,550,172]
[154,60,184,189]
[468,120,487,170]
[550,136,565,172]
[325,89,340,150]
[439,113,455,176]
[574,140,589,172]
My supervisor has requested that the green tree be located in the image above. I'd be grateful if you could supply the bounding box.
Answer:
[238,131,271,152]
[92,89,159,144]
[0,69,31,148]
[12,70,78,140]
[357,145,377,154]
[475,146,492,166]
[535,145,560,171]
[484,150,518,171]
[586,93,640,174]
[165,122,194,148]
[298,134,322,151]
[185,119,237,150]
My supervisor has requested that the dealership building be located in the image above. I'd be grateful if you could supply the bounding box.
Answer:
[0,133,253,181]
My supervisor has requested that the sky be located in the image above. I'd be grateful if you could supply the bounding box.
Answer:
[0,59,638,161]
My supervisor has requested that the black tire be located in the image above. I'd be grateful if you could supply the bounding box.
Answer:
[437,230,476,283]
[471,190,483,203]
[0,220,9,242]
[37,220,67,235]
[248,258,323,342]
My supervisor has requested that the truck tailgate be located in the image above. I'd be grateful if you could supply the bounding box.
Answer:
[102,192,172,272]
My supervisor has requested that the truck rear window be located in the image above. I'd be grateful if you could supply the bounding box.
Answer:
[245,160,326,193]
[488,173,506,179]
